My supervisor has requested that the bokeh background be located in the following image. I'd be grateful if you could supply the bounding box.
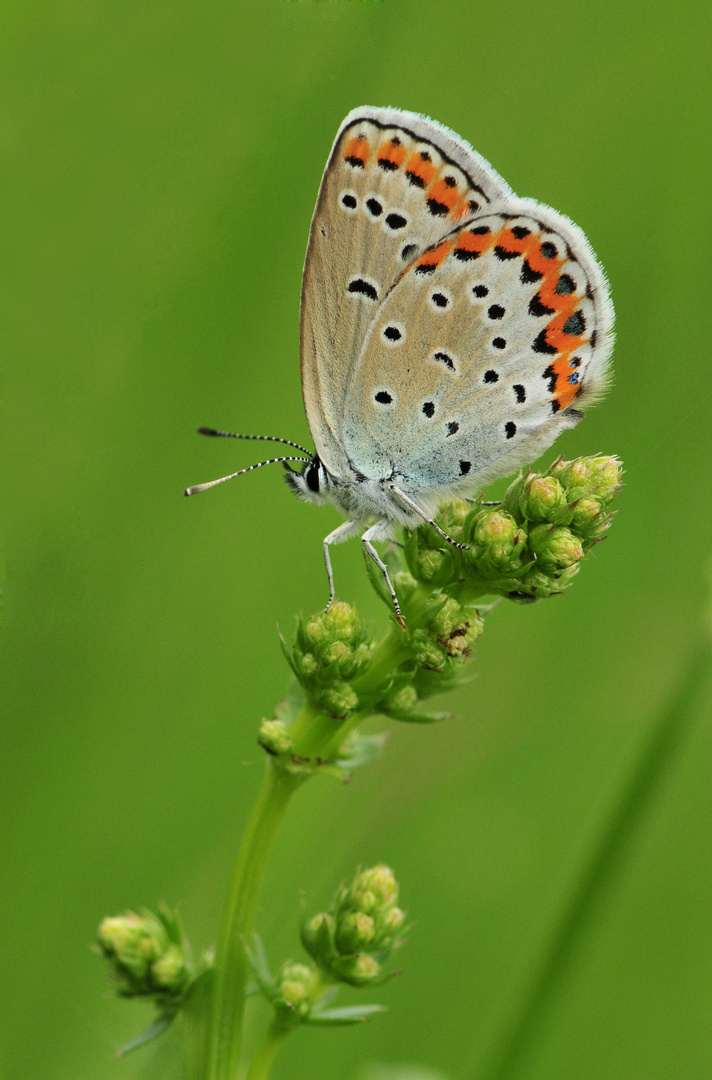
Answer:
[3,1,712,1078]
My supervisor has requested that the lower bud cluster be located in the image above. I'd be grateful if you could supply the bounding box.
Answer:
[287,602,374,718]
[301,864,406,987]
[97,906,191,1006]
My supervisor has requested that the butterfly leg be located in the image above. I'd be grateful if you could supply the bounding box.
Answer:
[361,520,407,631]
[323,519,362,613]
[390,485,469,551]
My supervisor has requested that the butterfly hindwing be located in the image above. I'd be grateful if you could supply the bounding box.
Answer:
[300,107,514,476]
[342,202,614,491]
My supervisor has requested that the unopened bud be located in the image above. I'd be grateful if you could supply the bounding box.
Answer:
[529,524,583,571]
[551,455,622,504]
[336,911,376,954]
[258,719,293,756]
[467,510,528,576]
[151,944,188,993]
[519,475,566,522]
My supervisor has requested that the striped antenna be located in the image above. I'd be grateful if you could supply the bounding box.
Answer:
[184,456,310,497]
[197,427,311,455]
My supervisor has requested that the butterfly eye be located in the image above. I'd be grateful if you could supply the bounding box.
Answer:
[305,463,320,493]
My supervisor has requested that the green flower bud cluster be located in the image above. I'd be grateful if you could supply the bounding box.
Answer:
[273,961,318,1021]
[301,864,406,987]
[403,456,622,601]
[403,594,484,672]
[97,905,190,1004]
[287,601,374,718]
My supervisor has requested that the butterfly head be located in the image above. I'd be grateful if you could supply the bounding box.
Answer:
[284,454,329,505]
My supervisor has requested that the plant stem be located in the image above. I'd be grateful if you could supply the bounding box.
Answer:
[243,1017,291,1080]
[206,760,305,1080]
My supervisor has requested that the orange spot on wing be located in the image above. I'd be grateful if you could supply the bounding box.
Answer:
[414,239,454,272]
[405,153,437,187]
[427,177,461,213]
[377,138,408,169]
[343,135,370,166]
[453,227,494,258]
[496,228,530,256]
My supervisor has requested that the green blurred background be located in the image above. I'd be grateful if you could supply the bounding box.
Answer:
[3,1,712,1077]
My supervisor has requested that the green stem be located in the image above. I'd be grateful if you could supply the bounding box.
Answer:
[206,761,305,1080]
[243,1017,291,1080]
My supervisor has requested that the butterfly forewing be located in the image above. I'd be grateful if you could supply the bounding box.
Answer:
[342,203,613,491]
[300,107,514,476]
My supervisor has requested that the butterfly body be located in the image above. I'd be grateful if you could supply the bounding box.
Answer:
[188,107,614,626]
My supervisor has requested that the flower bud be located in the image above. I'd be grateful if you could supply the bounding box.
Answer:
[337,952,381,987]
[301,912,336,963]
[350,865,397,907]
[551,455,622,504]
[519,475,566,522]
[292,602,374,718]
[529,525,583,571]
[466,509,528,577]
[97,907,189,1000]
[378,905,406,939]
[258,719,293,756]
[335,911,376,954]
[151,944,189,993]
[277,962,314,1017]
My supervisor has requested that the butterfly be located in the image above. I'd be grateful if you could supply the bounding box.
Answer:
[186,107,614,627]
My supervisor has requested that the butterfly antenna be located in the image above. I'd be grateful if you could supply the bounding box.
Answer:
[197,427,311,455]
[185,456,310,496]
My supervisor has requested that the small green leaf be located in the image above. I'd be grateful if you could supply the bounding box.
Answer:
[307,1003,387,1026]
[278,629,299,676]
[244,933,275,997]
[275,676,305,725]
[115,1012,175,1057]
[334,733,388,770]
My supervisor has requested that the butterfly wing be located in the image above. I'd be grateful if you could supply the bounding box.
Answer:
[342,201,614,498]
[300,107,514,476]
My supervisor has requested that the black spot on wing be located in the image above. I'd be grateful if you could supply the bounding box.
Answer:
[505,422,517,439]
[348,278,378,301]
[483,369,499,383]
[511,225,531,239]
[422,401,435,418]
[427,198,449,216]
[401,243,418,261]
[472,284,489,298]
[494,245,519,261]
[385,212,407,230]
[513,384,526,403]
[459,461,471,475]
[532,328,557,354]
[521,259,543,284]
[543,365,557,393]
[366,197,383,217]
[447,421,459,436]
[488,304,505,319]
[529,293,555,317]
[540,241,558,259]
[341,193,357,209]
[433,351,455,371]
[374,390,392,404]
